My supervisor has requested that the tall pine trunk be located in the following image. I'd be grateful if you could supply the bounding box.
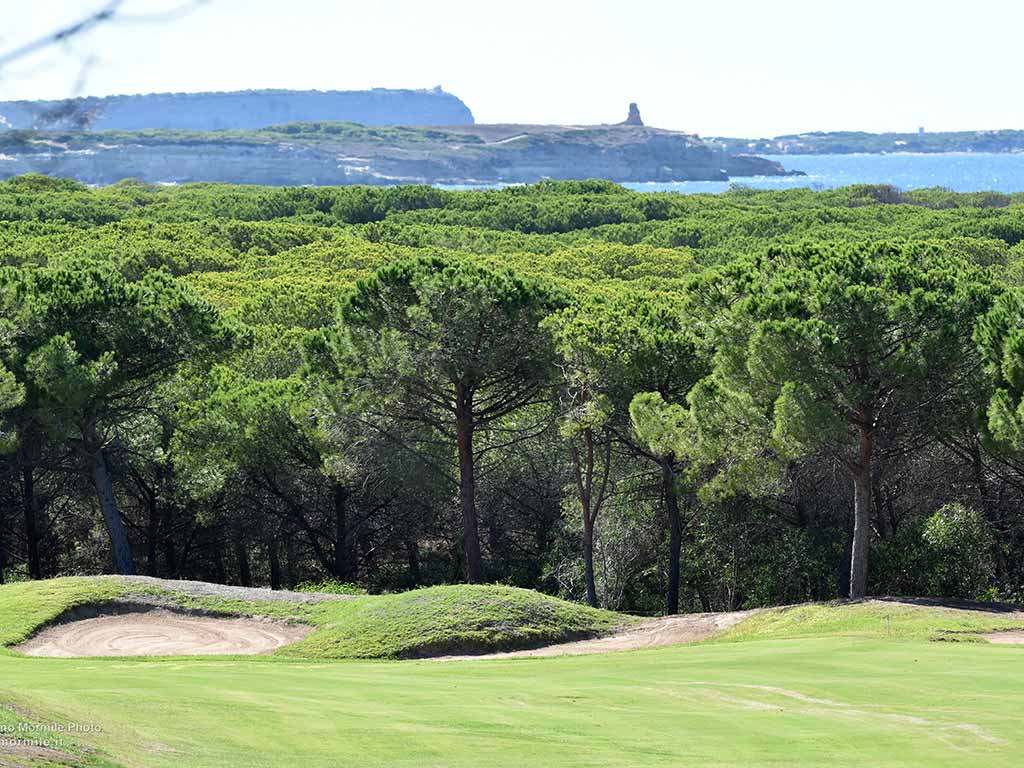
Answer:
[268,538,282,590]
[0,512,6,584]
[582,516,597,608]
[663,459,683,616]
[284,536,296,588]
[970,435,1007,581]
[849,422,873,599]
[162,535,178,578]
[571,429,601,608]
[235,539,252,587]
[21,466,42,579]
[145,493,160,577]
[91,448,135,575]
[333,484,350,581]
[406,539,421,585]
[455,386,483,583]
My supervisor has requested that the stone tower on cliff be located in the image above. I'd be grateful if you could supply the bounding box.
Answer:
[620,103,644,126]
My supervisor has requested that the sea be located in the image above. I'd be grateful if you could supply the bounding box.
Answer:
[622,153,1024,195]
[438,153,1024,195]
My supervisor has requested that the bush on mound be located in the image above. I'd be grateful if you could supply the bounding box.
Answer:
[286,584,622,659]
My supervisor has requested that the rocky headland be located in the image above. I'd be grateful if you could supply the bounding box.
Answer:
[0,94,799,185]
[0,87,475,131]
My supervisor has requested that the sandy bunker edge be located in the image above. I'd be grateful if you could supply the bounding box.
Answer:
[13,599,313,658]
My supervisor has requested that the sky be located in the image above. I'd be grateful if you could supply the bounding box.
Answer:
[2,0,1022,137]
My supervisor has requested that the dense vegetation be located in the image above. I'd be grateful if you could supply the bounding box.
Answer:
[2,175,1024,613]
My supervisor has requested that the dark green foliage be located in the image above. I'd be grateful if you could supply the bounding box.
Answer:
[0,260,241,573]
[688,242,998,596]
[0,175,1023,609]
[314,256,564,582]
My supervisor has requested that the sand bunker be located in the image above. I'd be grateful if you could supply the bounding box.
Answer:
[436,609,759,661]
[16,609,310,658]
[983,630,1024,644]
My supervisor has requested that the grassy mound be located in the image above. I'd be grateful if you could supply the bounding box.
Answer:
[717,600,1024,643]
[6,579,1024,663]
[289,584,622,659]
[0,577,127,649]
[0,578,621,660]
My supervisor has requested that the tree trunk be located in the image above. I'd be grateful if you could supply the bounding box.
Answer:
[663,459,683,616]
[332,484,350,581]
[0,513,6,584]
[406,539,421,585]
[455,388,483,583]
[91,448,135,575]
[211,534,226,583]
[571,429,600,608]
[358,533,376,582]
[849,423,873,599]
[162,534,178,578]
[21,466,42,580]
[145,494,160,577]
[970,435,1007,581]
[696,583,711,612]
[235,539,252,587]
[267,539,282,590]
[284,536,297,589]
[582,515,598,608]
[872,481,891,540]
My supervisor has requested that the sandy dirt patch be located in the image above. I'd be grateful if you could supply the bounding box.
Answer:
[435,609,760,661]
[15,609,310,658]
[982,630,1024,644]
[0,740,77,767]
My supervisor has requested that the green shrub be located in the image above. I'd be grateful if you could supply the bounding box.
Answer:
[294,579,368,596]
[922,504,996,599]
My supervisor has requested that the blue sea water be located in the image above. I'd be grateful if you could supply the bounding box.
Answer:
[623,153,1024,194]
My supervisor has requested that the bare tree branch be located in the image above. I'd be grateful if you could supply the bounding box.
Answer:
[0,1,124,71]
[113,0,210,24]
[0,1,211,74]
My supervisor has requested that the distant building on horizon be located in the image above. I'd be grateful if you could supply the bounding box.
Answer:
[619,103,644,127]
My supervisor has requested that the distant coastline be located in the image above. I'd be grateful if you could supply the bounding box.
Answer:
[618,152,1024,195]
[0,87,475,131]
[0,122,798,186]
[708,130,1024,156]
[0,91,801,186]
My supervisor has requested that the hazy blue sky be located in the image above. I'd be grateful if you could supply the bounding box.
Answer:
[4,0,1022,136]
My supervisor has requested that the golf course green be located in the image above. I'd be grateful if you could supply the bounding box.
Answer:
[1,579,1023,767]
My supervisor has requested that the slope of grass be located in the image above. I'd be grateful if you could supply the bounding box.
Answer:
[2,638,1024,767]
[286,584,622,659]
[716,599,1024,643]
[0,701,120,768]
[110,582,621,658]
[0,577,127,648]
[4,582,1024,765]
[0,579,621,660]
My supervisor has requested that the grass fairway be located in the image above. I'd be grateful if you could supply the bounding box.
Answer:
[1,637,1023,767]
[3,580,1024,766]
